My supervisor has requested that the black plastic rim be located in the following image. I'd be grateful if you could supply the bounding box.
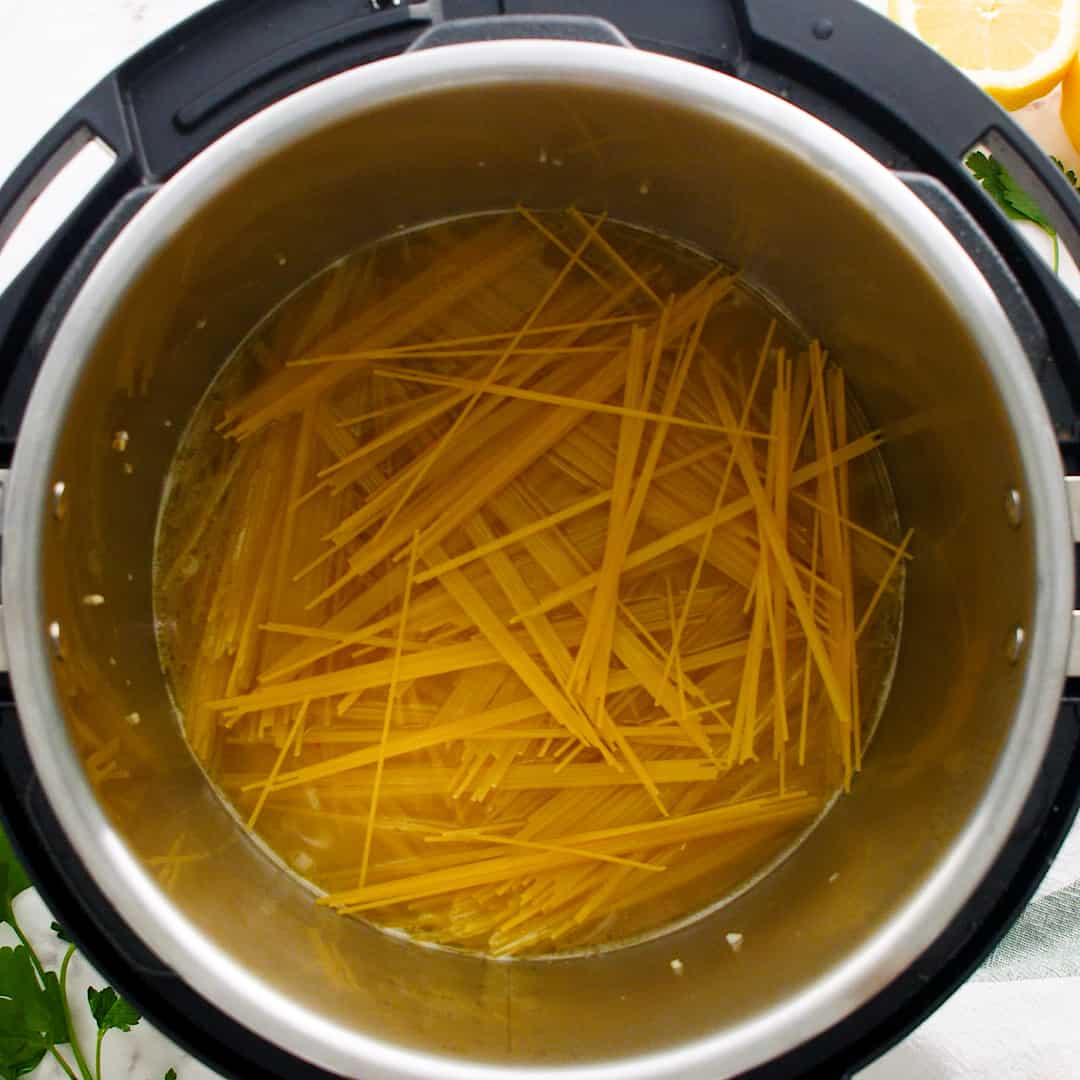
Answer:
[1,3,1079,1078]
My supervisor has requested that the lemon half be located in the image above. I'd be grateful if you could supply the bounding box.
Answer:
[891,0,1080,110]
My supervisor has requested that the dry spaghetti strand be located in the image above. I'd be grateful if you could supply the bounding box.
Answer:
[155,209,907,956]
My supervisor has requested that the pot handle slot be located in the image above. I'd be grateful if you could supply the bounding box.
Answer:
[963,131,1080,425]
[974,128,1080,273]
[0,79,142,410]
[407,14,632,51]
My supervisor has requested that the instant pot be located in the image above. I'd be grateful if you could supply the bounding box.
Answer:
[4,2,1080,1077]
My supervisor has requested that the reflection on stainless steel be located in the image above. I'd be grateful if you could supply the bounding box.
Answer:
[1006,625,1027,664]
[2,40,1072,1080]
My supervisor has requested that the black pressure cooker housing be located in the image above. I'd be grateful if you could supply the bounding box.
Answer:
[1,2,1079,1077]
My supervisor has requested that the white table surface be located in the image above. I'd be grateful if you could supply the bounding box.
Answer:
[2,2,1080,1078]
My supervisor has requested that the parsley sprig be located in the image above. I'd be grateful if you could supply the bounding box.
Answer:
[0,826,175,1079]
[87,987,141,1080]
[965,150,1060,273]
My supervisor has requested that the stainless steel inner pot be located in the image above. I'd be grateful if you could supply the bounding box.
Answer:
[3,38,1073,1080]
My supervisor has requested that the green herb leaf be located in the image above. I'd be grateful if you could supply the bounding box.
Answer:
[0,1033,46,1080]
[0,830,31,932]
[1052,155,1079,188]
[39,972,68,1046]
[49,922,72,944]
[86,986,141,1034]
[0,946,54,1079]
[85,987,113,1030]
[965,150,1057,237]
[163,1069,177,1080]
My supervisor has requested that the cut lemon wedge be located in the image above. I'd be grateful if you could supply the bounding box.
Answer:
[1061,53,1080,150]
[891,0,1080,110]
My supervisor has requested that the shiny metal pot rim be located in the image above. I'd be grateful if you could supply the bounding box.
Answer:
[3,38,1073,1080]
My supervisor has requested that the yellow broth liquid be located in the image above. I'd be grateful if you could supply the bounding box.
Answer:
[154,210,904,957]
